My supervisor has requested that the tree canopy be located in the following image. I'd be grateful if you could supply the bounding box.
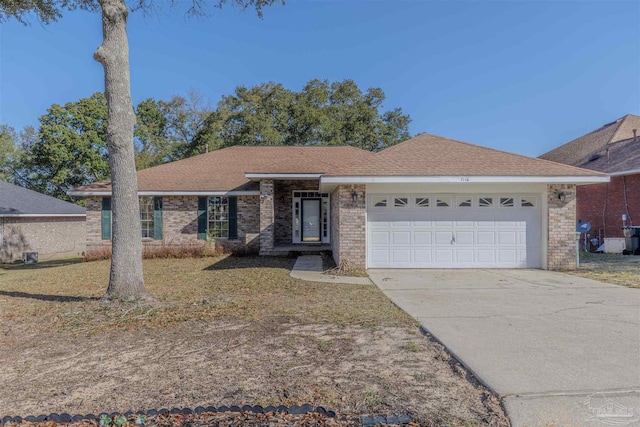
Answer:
[187,79,411,155]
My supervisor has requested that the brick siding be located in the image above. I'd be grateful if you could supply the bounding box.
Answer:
[331,185,366,269]
[1,216,86,262]
[86,195,260,254]
[576,175,640,240]
[259,180,275,255]
[547,184,577,270]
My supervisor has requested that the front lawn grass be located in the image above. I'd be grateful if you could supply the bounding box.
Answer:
[0,256,409,332]
[0,255,508,425]
[569,252,640,288]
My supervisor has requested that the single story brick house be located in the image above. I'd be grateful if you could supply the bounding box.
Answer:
[539,114,640,250]
[1,181,86,263]
[69,133,608,270]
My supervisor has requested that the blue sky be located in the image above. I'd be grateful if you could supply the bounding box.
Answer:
[1,0,638,157]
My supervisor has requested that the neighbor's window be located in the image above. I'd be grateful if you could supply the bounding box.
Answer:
[139,196,155,239]
[208,196,229,238]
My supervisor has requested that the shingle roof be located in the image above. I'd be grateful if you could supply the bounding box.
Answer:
[326,133,603,177]
[71,145,375,193]
[539,114,640,170]
[0,181,86,216]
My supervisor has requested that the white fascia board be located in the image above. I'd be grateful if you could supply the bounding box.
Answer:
[245,173,322,180]
[66,190,261,197]
[609,169,640,177]
[320,175,610,184]
[0,213,86,218]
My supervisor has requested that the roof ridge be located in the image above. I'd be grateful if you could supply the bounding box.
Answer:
[608,114,637,145]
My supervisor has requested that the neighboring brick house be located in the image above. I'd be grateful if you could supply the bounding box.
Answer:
[0,182,86,262]
[539,114,640,249]
[69,134,607,270]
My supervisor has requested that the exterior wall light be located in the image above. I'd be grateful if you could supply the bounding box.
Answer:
[557,191,566,202]
[351,190,358,203]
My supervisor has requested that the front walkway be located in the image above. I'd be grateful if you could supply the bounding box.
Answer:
[369,269,640,426]
[290,255,372,285]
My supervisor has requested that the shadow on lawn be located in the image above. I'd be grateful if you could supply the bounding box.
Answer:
[203,255,295,271]
[0,257,84,271]
[0,290,97,303]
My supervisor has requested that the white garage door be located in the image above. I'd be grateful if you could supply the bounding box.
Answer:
[367,194,542,268]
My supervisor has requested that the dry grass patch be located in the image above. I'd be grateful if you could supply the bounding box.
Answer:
[0,256,508,426]
[567,252,640,288]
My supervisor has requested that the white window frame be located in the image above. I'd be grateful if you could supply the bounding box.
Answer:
[208,196,229,239]
[139,196,155,239]
[292,191,330,244]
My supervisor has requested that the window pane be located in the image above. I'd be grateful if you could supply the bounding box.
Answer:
[479,197,493,208]
[415,197,429,207]
[139,196,154,239]
[394,197,408,207]
[208,196,229,238]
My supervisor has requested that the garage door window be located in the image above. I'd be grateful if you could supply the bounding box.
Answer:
[500,197,514,207]
[457,197,472,207]
[372,196,388,208]
[415,197,430,207]
[436,197,451,207]
[394,197,409,208]
[521,197,536,207]
[479,197,493,208]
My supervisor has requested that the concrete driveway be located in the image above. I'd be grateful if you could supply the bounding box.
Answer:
[369,269,640,426]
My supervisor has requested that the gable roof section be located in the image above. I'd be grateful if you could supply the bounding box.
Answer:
[325,133,605,179]
[539,114,640,171]
[70,145,374,194]
[0,182,86,217]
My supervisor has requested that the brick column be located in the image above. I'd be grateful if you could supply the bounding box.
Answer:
[259,179,275,255]
[336,184,366,268]
[547,184,577,270]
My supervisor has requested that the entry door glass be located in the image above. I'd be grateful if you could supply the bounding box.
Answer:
[302,199,321,242]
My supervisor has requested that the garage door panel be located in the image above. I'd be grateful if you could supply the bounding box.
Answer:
[413,231,432,245]
[413,249,432,263]
[477,249,496,263]
[456,249,474,263]
[370,249,390,264]
[435,249,454,263]
[477,231,496,245]
[370,231,389,245]
[498,231,517,245]
[456,231,474,245]
[392,249,411,263]
[392,231,411,245]
[435,231,453,245]
[367,193,541,269]
[498,249,517,263]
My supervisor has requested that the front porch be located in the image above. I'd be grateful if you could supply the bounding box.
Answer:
[258,178,331,255]
[270,244,332,256]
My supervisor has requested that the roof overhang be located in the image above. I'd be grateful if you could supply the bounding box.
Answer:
[609,169,640,177]
[0,213,86,218]
[66,190,260,197]
[320,175,610,191]
[245,173,323,180]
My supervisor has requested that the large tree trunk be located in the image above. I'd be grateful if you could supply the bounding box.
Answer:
[94,0,148,301]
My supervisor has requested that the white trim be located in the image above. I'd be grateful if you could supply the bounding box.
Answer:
[0,213,86,218]
[609,169,640,177]
[245,173,322,180]
[321,175,610,184]
[66,190,261,197]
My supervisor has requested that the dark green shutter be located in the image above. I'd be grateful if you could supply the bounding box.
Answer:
[153,197,163,240]
[101,197,112,240]
[228,196,237,240]
[197,197,207,240]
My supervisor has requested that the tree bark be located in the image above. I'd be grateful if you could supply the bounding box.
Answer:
[94,0,148,301]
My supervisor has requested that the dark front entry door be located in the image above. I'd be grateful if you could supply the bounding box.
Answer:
[301,199,321,242]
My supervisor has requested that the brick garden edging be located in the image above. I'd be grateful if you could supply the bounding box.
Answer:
[0,403,413,426]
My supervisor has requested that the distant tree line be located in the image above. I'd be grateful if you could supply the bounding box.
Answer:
[0,79,411,201]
